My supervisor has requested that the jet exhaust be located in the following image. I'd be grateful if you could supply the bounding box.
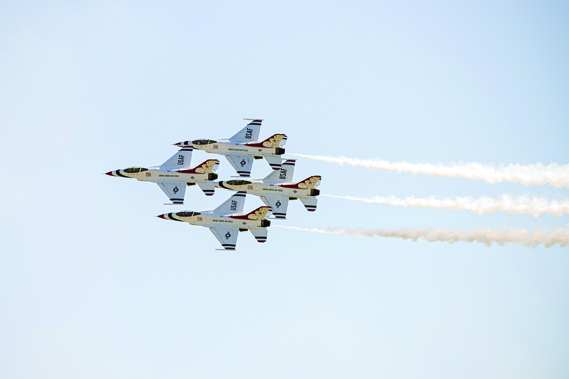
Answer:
[289,153,569,188]
[323,194,569,218]
[274,225,569,248]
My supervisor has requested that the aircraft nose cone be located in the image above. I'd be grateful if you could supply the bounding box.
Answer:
[173,142,181,146]
[157,214,166,219]
[105,171,114,176]
[215,181,222,188]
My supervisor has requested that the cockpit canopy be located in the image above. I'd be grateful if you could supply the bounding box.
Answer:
[192,139,217,145]
[176,211,201,217]
[124,167,149,173]
[226,180,252,186]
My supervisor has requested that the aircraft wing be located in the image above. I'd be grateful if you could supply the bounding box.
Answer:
[157,182,186,204]
[261,196,289,219]
[209,227,239,250]
[226,155,254,177]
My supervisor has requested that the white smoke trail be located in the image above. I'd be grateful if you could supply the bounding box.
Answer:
[289,153,569,188]
[323,194,569,218]
[274,225,569,248]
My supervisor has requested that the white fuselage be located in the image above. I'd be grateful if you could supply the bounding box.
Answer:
[111,167,217,184]
[189,140,284,157]
[216,180,319,199]
[163,211,269,230]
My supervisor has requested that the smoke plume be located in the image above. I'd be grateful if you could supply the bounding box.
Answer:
[323,194,569,217]
[289,153,569,188]
[274,225,569,248]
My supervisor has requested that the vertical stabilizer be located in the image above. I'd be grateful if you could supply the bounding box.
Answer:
[213,191,247,215]
[263,160,296,183]
[160,147,193,170]
[229,119,262,143]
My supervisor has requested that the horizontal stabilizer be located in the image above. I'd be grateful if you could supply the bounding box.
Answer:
[197,181,215,196]
[176,159,219,174]
[299,196,318,212]
[250,228,268,243]
[264,155,283,171]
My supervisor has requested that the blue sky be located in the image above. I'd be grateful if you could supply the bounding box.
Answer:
[1,1,569,377]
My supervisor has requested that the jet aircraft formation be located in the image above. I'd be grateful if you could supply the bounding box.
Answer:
[106,119,321,250]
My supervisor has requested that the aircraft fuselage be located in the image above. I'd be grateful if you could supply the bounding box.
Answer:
[159,211,271,230]
[107,167,217,184]
[216,180,320,199]
[177,140,285,157]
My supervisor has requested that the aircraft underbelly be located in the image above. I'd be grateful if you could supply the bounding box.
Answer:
[198,220,256,229]
[177,175,208,182]
[256,187,305,197]
[147,177,188,183]
[259,188,285,194]
[218,145,274,156]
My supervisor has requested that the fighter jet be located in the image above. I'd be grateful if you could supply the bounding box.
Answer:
[106,147,219,204]
[174,119,287,177]
[157,191,272,250]
[216,159,321,219]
